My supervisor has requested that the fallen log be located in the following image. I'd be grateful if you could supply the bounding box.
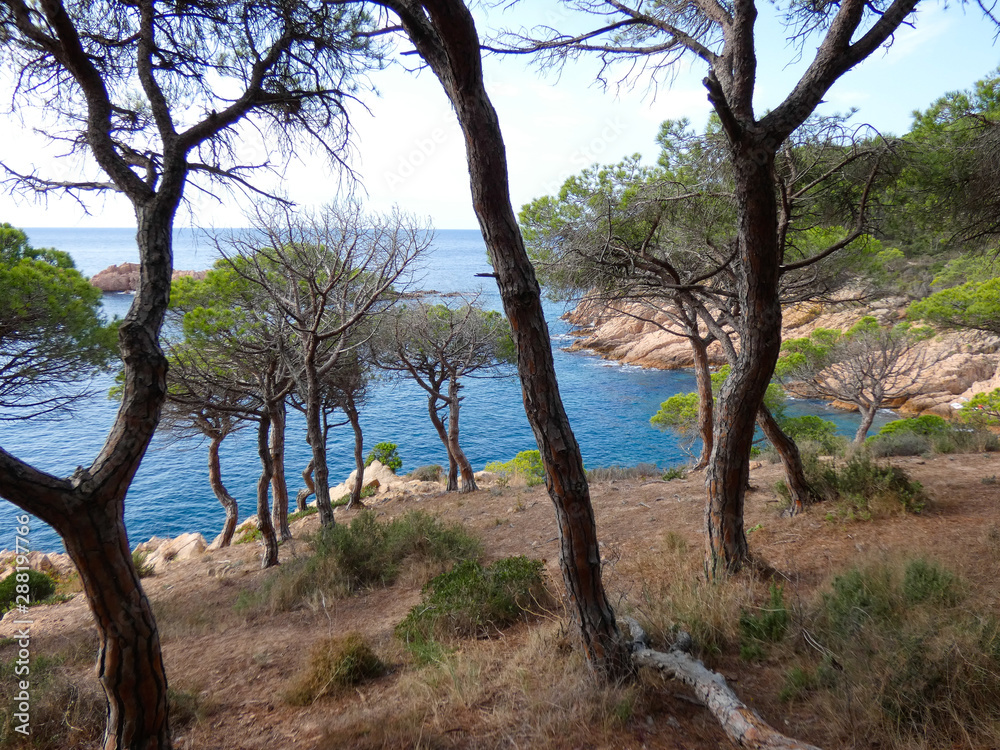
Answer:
[625,618,822,750]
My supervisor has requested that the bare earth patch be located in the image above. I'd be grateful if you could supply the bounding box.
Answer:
[3,452,999,749]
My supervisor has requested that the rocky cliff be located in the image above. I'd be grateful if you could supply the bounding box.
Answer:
[91,262,207,292]
[563,297,1000,418]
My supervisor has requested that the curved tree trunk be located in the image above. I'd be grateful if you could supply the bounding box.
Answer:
[757,406,814,514]
[705,148,784,580]
[691,336,714,471]
[388,0,632,680]
[255,415,279,568]
[447,377,478,492]
[855,404,877,444]
[269,399,291,541]
[428,393,459,491]
[344,397,367,510]
[207,433,239,547]
[296,459,315,511]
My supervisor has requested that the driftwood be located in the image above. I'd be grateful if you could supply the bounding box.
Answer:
[625,618,822,750]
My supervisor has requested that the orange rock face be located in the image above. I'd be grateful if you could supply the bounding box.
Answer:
[91,262,207,292]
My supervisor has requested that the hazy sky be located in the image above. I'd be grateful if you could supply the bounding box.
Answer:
[1,1,998,230]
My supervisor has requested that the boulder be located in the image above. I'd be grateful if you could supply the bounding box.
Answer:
[91,263,207,293]
[146,532,207,572]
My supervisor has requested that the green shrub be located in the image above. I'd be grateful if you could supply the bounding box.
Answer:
[0,569,56,612]
[409,464,443,482]
[287,506,319,523]
[396,556,550,653]
[661,465,686,481]
[132,549,155,578]
[868,430,932,457]
[780,415,845,454]
[283,633,384,705]
[803,558,1000,746]
[876,415,950,438]
[365,442,402,472]
[239,511,481,614]
[738,584,790,660]
[484,450,546,487]
[868,414,999,456]
[780,450,927,519]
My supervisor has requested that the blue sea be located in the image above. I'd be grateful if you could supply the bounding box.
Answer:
[0,227,892,552]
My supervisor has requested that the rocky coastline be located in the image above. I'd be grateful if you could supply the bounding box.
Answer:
[562,297,1000,418]
[90,262,207,292]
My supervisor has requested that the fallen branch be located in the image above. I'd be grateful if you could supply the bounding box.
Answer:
[624,618,822,750]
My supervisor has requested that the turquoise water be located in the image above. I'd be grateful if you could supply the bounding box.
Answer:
[0,228,890,552]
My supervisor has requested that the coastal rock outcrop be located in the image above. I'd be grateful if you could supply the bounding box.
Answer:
[0,550,76,582]
[90,262,207,292]
[135,532,208,573]
[563,298,1000,418]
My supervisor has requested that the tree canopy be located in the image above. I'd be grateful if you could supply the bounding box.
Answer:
[0,222,117,419]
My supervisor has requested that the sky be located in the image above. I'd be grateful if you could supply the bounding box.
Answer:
[0,1,998,230]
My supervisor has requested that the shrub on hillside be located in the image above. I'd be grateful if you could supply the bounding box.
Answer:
[283,633,384,705]
[780,415,846,455]
[484,450,546,487]
[409,464,443,482]
[0,569,56,612]
[365,442,402,472]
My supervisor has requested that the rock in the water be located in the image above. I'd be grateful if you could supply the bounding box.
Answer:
[91,262,206,292]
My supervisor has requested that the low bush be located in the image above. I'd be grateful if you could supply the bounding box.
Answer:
[868,430,932,457]
[409,464,443,482]
[0,569,56,612]
[287,506,319,523]
[738,584,791,661]
[365,442,402,472]
[132,549,155,578]
[777,450,927,519]
[484,450,546,487]
[867,415,999,456]
[397,556,551,657]
[239,511,481,614]
[284,633,384,705]
[780,415,846,455]
[799,558,1000,746]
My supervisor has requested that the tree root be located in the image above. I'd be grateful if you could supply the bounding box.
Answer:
[624,618,822,750]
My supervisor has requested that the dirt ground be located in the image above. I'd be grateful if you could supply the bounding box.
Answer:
[3,452,1000,749]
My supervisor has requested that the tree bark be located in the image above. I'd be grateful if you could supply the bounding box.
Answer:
[447,376,478,492]
[344,397,367,509]
[757,406,814,514]
[691,336,714,471]
[427,393,459,491]
[269,399,291,540]
[296,459,315,512]
[255,415,280,568]
[207,433,239,547]
[384,0,633,680]
[855,405,877,444]
[306,378,335,526]
[705,147,784,580]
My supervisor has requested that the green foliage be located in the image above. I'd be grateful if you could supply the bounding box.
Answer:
[238,511,481,614]
[960,388,1000,427]
[908,278,1000,334]
[779,415,845,454]
[283,633,384,705]
[777,451,926,518]
[738,584,790,661]
[803,557,1000,745]
[287,507,319,523]
[661,466,686,481]
[365,442,402,472]
[0,569,56,612]
[867,414,999,455]
[0,223,118,418]
[875,415,950,438]
[484,450,546,487]
[132,550,155,579]
[396,557,550,655]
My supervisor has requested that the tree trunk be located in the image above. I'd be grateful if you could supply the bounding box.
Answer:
[296,459,315,512]
[255,415,279,568]
[427,393,459,492]
[207,433,238,547]
[306,380,335,527]
[344,397,367,510]
[447,377,478,492]
[757,406,814,514]
[855,405,877,444]
[691,336,714,471]
[0,208,178,749]
[391,0,632,681]
[269,399,291,541]
[705,147,784,580]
